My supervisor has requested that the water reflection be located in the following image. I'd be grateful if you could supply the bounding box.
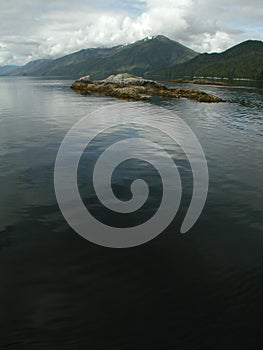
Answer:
[0,77,263,349]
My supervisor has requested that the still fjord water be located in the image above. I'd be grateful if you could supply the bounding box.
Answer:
[0,77,263,349]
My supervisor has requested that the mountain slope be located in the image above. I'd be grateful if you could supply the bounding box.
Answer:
[9,35,198,78]
[10,59,53,76]
[151,40,263,80]
[0,65,20,75]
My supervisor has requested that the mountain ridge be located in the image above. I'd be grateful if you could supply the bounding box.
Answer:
[4,35,198,78]
[150,39,263,80]
[2,37,262,80]
[0,65,20,75]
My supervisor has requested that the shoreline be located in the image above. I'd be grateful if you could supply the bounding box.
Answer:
[166,79,233,87]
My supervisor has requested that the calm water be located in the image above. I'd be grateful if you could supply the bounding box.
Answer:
[0,77,263,349]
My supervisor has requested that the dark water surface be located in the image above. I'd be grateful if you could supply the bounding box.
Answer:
[0,77,263,349]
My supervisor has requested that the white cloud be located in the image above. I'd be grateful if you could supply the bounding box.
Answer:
[0,0,262,65]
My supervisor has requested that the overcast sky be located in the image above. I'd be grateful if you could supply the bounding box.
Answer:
[0,0,262,65]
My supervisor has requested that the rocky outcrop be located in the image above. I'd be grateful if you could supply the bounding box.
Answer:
[77,75,92,83]
[71,73,224,103]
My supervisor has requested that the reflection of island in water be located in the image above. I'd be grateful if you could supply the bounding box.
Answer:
[71,73,224,103]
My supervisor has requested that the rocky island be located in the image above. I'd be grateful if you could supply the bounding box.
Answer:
[71,73,224,103]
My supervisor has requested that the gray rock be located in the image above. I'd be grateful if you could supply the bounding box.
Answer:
[77,75,92,83]
[100,73,166,88]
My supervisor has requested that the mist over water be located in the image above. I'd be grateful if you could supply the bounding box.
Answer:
[0,77,263,349]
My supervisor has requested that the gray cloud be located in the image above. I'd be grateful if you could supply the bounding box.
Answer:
[0,0,262,65]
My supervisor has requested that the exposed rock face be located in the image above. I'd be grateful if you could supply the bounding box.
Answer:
[76,75,92,83]
[101,73,166,88]
[72,73,224,103]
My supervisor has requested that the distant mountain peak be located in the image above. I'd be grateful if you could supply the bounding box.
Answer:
[6,36,198,78]
[142,34,172,42]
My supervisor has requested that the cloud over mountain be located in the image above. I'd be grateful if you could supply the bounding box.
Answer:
[0,0,262,65]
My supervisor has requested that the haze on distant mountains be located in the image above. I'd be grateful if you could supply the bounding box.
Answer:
[2,36,262,81]
[0,0,262,66]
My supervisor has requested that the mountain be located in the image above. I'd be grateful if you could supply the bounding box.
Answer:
[9,35,198,78]
[10,59,52,76]
[0,65,20,75]
[151,40,263,80]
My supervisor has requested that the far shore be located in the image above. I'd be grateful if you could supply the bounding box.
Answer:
[166,79,233,87]
[165,77,263,87]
